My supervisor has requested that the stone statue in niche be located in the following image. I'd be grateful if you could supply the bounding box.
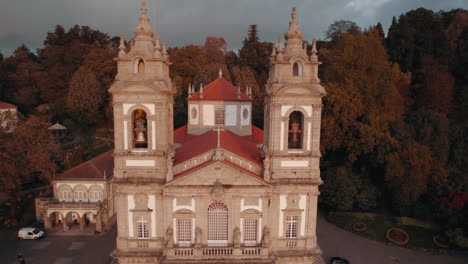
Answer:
[262,227,270,247]
[165,227,174,247]
[194,226,202,247]
[233,227,241,247]
[134,192,148,211]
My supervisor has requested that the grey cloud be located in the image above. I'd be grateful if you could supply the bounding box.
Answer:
[0,0,466,56]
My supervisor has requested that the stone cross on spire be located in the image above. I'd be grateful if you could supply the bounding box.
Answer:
[285,7,303,41]
[134,0,154,39]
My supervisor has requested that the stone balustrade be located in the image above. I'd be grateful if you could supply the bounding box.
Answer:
[167,245,268,259]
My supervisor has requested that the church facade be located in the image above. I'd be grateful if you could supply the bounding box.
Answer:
[110,2,326,264]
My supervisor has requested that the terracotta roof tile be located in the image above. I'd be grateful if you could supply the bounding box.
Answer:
[0,101,17,109]
[173,127,264,167]
[57,150,114,180]
[188,77,251,101]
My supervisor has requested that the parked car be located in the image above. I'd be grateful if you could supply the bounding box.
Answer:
[18,227,46,240]
[327,257,350,264]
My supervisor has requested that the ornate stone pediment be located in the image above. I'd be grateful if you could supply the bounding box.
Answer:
[166,161,269,187]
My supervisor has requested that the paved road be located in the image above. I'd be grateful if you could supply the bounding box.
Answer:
[317,212,468,264]
[0,225,116,264]
[1,215,467,264]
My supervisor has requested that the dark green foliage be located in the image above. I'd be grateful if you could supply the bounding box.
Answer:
[238,25,272,76]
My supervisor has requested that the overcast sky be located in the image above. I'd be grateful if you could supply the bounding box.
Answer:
[0,0,467,56]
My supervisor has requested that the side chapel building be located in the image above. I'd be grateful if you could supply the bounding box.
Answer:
[39,1,327,263]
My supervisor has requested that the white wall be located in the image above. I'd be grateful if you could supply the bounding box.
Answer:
[225,105,237,126]
[203,105,214,126]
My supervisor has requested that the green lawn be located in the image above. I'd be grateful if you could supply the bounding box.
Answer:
[327,212,443,250]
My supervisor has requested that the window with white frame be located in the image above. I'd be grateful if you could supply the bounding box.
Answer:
[177,219,192,245]
[73,185,87,202]
[59,190,72,201]
[137,216,149,239]
[285,215,298,238]
[89,185,104,202]
[207,202,228,246]
[243,219,258,244]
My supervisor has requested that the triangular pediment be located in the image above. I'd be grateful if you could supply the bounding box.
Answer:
[168,161,268,187]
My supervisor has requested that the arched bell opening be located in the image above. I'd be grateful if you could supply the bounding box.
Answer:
[133,109,148,148]
[288,111,304,149]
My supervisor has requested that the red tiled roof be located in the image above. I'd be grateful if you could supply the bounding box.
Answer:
[173,127,264,167]
[0,101,17,109]
[57,150,114,180]
[188,77,251,101]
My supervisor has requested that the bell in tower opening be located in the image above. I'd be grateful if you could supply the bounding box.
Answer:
[133,109,148,148]
[288,111,304,149]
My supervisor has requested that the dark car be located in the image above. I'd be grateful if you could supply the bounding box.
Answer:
[327,257,350,264]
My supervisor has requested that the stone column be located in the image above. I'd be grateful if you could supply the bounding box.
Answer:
[79,215,85,232]
[305,188,319,250]
[96,213,102,233]
[44,213,51,231]
[62,215,68,232]
[55,212,60,225]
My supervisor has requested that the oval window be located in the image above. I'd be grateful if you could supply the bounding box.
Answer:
[242,108,249,120]
[191,108,197,119]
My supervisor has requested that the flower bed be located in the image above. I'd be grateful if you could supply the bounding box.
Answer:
[386,227,409,245]
[352,222,367,232]
[433,234,450,248]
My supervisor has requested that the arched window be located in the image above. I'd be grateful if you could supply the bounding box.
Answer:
[58,184,72,202]
[89,185,104,202]
[207,202,228,246]
[288,111,304,149]
[74,185,88,202]
[293,61,302,76]
[133,109,148,148]
[137,59,145,73]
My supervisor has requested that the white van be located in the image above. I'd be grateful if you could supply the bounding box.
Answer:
[18,227,46,240]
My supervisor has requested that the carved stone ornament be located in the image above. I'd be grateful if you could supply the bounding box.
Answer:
[210,179,224,201]
[134,192,149,210]
[286,193,300,209]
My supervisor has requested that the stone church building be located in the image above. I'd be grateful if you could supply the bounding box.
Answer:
[38,1,326,263]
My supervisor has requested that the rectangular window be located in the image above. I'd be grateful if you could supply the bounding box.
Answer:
[243,219,258,244]
[215,109,225,125]
[177,219,192,245]
[137,216,149,239]
[286,216,298,238]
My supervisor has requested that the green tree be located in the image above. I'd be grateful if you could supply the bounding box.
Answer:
[325,20,361,41]
[67,66,104,125]
[0,115,58,224]
[238,25,272,76]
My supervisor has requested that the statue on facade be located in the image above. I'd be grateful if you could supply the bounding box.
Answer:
[166,145,175,181]
[194,226,202,247]
[233,226,241,247]
[165,227,174,247]
[262,227,270,247]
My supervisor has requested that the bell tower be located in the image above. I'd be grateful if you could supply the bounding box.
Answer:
[263,7,326,181]
[109,0,175,181]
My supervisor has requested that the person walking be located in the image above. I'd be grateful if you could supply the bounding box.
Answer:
[17,254,26,264]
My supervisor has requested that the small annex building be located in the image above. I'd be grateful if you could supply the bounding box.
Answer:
[36,150,115,233]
